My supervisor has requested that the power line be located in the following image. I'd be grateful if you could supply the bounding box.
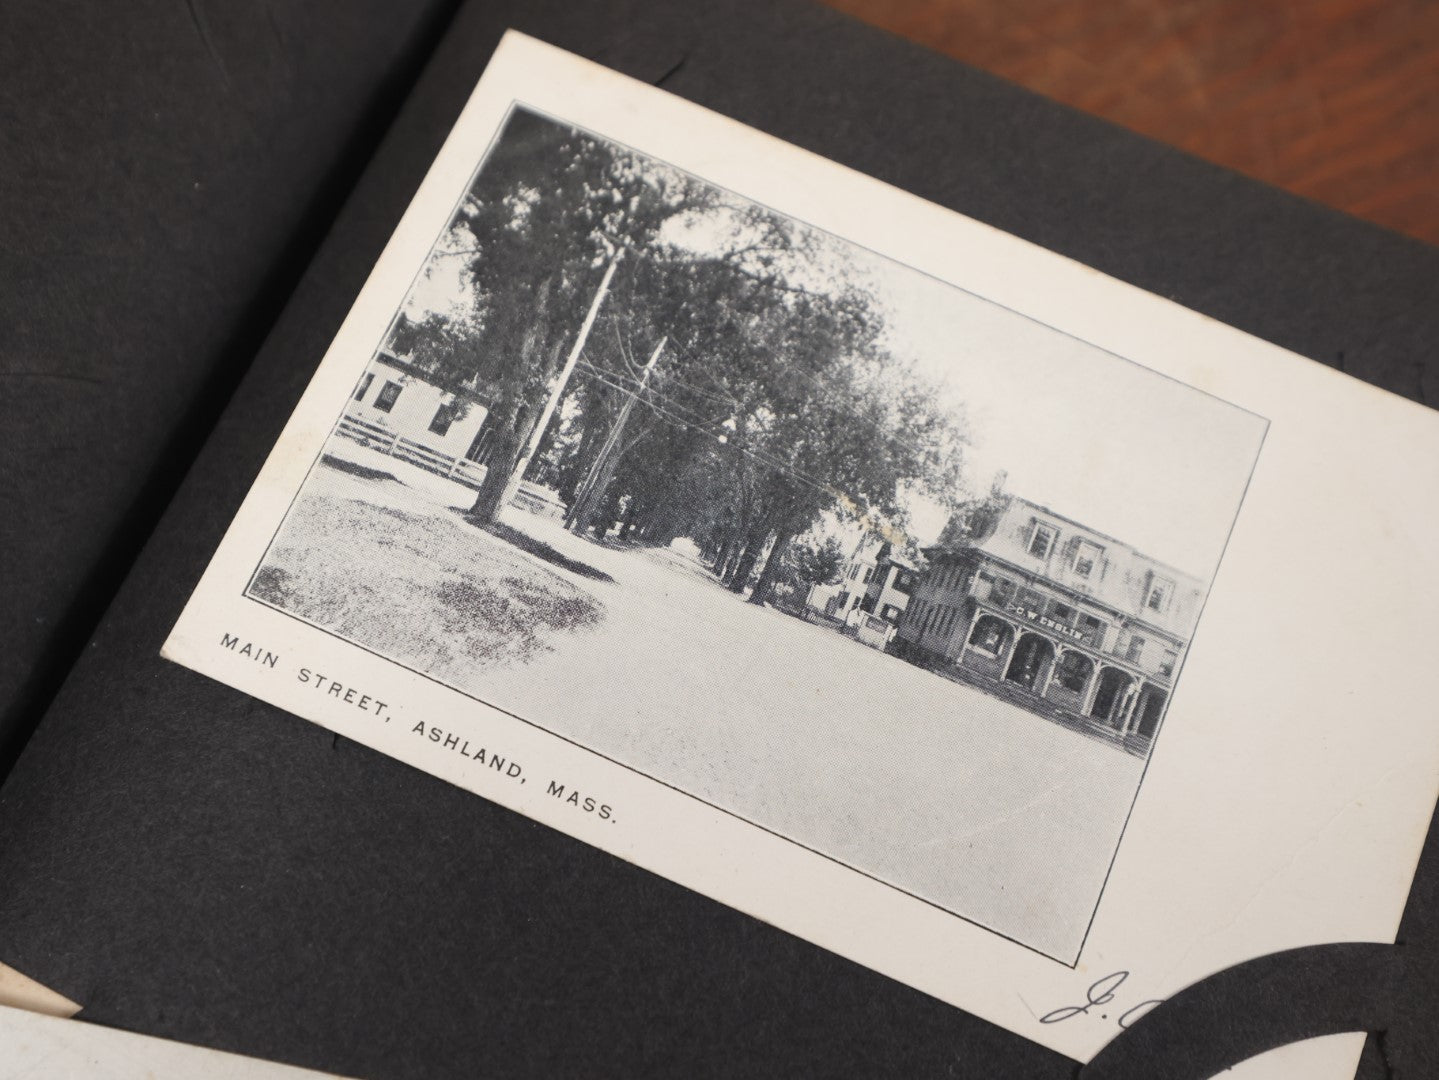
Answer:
[575,361,731,431]
[568,361,852,506]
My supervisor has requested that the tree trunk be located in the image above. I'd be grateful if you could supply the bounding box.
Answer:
[467,422,523,525]
[724,420,754,588]
[712,530,736,575]
[620,498,642,542]
[748,524,797,606]
[720,549,739,585]
[721,528,751,587]
[569,477,604,535]
[727,542,763,594]
[726,518,771,594]
[599,487,626,538]
[473,284,563,527]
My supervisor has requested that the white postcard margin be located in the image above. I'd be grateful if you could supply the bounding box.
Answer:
[161,32,1439,1070]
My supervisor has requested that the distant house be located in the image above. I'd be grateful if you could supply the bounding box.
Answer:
[855,543,919,626]
[819,539,877,624]
[338,351,493,490]
[891,493,1203,750]
[811,538,920,645]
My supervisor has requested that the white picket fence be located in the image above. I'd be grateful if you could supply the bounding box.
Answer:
[335,412,489,491]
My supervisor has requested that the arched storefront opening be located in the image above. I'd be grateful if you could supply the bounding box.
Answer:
[966,614,1014,659]
[1052,650,1094,695]
[1089,667,1135,725]
[1132,685,1167,739]
[1004,632,1055,692]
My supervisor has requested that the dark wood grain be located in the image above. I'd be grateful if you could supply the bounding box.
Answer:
[822,0,1438,247]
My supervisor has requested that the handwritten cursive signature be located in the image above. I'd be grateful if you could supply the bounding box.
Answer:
[1039,971,1164,1029]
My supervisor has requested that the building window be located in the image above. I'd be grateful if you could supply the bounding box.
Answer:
[863,567,874,584]
[1080,614,1106,645]
[969,615,1011,657]
[1028,522,1058,559]
[354,372,374,401]
[1159,649,1178,677]
[1073,540,1104,578]
[428,402,454,436]
[881,604,902,622]
[1148,576,1175,612]
[1055,650,1094,693]
[1050,602,1074,624]
[1126,636,1146,663]
[990,577,1016,605]
[373,380,403,413]
[892,570,914,594]
[1017,587,1044,612]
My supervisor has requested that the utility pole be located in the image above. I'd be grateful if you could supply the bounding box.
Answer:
[500,254,620,513]
[569,334,668,536]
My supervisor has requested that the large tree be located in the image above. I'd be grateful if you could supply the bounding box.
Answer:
[391,107,712,525]
[389,108,968,592]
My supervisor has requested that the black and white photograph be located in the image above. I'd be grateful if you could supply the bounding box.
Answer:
[129,35,1439,1075]
[241,105,1266,962]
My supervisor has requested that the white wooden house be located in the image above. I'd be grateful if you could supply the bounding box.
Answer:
[339,352,492,490]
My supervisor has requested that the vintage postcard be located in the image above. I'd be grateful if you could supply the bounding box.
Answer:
[163,31,1439,1070]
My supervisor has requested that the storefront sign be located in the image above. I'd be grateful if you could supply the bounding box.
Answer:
[1009,604,1087,641]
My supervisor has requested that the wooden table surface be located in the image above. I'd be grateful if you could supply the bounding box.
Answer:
[823,0,1437,248]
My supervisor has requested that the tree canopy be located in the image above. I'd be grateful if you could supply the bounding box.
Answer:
[385,107,968,601]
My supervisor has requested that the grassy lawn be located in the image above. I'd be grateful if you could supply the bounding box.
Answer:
[249,467,605,678]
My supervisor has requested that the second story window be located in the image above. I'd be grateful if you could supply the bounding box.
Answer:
[373,380,403,413]
[1147,576,1175,612]
[353,372,374,401]
[991,577,1016,606]
[1028,522,1057,559]
[1126,635,1146,663]
[1159,649,1179,677]
[1073,540,1104,578]
[892,570,914,594]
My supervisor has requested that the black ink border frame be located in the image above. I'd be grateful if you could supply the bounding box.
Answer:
[235,98,1272,969]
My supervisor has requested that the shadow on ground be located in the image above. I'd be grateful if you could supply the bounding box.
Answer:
[321,453,398,483]
[458,514,615,583]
